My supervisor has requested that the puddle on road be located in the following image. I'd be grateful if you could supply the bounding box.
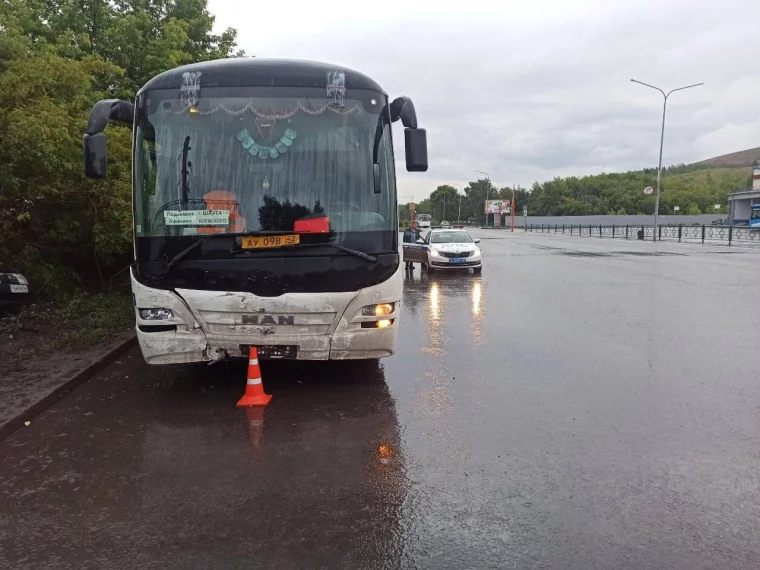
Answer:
[558,251,609,257]
[561,250,685,258]
[530,243,685,258]
[610,251,685,257]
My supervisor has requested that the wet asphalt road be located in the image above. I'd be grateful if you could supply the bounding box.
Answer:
[3,230,760,569]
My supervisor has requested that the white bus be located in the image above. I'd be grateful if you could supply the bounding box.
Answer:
[415,214,432,229]
[83,59,428,363]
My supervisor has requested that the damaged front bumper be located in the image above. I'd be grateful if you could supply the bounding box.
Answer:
[131,266,401,364]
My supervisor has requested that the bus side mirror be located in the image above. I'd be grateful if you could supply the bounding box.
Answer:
[390,96,418,128]
[83,99,134,179]
[405,128,428,172]
[83,133,107,178]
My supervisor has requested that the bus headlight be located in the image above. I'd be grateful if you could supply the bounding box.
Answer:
[362,303,394,316]
[139,308,173,320]
[361,319,394,329]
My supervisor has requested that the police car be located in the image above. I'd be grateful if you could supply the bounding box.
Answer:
[403,228,482,273]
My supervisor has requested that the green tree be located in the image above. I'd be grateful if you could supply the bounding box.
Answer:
[428,185,461,222]
[686,204,701,215]
[20,0,244,95]
[463,178,495,223]
[0,0,243,293]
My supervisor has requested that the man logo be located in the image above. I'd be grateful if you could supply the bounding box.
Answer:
[242,314,295,326]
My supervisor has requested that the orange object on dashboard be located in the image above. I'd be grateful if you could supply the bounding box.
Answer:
[294,216,330,234]
[198,190,247,234]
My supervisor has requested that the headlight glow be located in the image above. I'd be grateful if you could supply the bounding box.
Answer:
[362,303,395,316]
[361,319,395,329]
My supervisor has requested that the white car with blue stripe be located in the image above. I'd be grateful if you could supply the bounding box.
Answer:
[403,229,482,273]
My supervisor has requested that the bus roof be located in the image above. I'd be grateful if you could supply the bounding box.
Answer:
[139,58,386,95]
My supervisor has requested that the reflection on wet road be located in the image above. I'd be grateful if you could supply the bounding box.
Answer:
[3,231,760,569]
[1,358,405,569]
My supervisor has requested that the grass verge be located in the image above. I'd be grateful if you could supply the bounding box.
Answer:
[0,291,134,361]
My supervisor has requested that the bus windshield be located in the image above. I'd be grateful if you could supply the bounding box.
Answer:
[416,214,431,221]
[133,88,396,239]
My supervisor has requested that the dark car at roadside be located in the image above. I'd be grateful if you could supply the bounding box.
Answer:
[0,272,30,308]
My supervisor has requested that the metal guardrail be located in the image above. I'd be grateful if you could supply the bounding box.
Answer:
[525,224,760,246]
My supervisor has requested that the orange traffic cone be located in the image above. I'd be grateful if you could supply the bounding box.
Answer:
[237,347,272,407]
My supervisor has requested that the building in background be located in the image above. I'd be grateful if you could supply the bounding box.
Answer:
[727,166,760,225]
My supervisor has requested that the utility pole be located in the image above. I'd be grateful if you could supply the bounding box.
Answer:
[511,185,516,232]
[631,79,703,240]
[452,183,464,224]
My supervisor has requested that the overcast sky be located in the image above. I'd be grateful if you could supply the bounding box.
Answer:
[209,0,760,202]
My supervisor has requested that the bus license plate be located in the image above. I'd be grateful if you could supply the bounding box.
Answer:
[449,258,467,264]
[242,345,297,359]
[241,234,300,249]
[10,284,28,293]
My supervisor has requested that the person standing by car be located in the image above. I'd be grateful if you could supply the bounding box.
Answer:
[403,223,423,244]
[402,223,424,270]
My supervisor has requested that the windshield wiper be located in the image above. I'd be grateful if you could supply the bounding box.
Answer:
[166,233,234,270]
[169,234,378,269]
[231,240,377,262]
[285,242,378,262]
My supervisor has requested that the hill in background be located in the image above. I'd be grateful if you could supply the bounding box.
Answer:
[522,146,758,217]
[408,147,759,220]
[526,165,751,216]
[691,147,760,168]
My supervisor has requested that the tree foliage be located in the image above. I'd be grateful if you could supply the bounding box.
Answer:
[0,0,242,293]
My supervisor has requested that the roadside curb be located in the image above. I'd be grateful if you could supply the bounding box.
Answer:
[0,334,137,442]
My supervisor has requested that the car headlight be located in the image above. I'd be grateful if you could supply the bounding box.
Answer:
[12,273,28,285]
[139,308,173,320]
[472,248,482,257]
[430,249,442,257]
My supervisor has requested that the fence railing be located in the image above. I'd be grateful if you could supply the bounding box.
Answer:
[525,224,760,246]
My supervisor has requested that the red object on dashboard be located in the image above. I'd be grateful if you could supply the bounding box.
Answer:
[294,216,330,234]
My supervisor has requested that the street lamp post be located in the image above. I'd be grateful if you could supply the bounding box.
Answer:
[630,79,703,241]
[476,170,490,227]
[510,185,516,232]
